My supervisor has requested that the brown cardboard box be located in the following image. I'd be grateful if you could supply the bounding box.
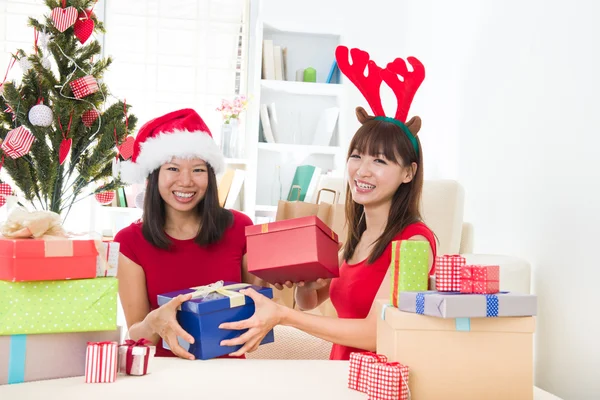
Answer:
[0,328,121,385]
[376,300,535,400]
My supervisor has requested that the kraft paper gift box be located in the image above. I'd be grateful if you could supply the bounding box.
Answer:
[434,254,465,292]
[157,281,275,360]
[0,235,98,282]
[398,290,537,318]
[0,328,121,385]
[118,339,156,376]
[0,277,118,335]
[460,265,500,294]
[389,240,430,307]
[245,215,339,284]
[377,300,535,400]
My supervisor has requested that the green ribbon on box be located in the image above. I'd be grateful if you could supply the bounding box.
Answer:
[0,278,118,335]
[390,240,430,307]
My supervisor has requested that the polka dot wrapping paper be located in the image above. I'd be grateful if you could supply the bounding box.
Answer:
[0,277,118,335]
[389,240,430,307]
[460,265,500,294]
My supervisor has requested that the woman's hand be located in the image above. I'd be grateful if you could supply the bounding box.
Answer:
[146,293,196,360]
[296,278,330,291]
[219,288,284,356]
[273,281,294,290]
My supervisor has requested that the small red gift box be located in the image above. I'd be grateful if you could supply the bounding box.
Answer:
[85,341,118,383]
[0,236,98,282]
[348,351,388,393]
[70,75,99,99]
[435,254,465,292]
[460,265,500,294]
[367,362,410,400]
[245,216,339,284]
[118,339,156,376]
[1,126,35,159]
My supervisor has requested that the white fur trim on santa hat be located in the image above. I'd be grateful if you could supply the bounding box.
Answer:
[119,129,225,184]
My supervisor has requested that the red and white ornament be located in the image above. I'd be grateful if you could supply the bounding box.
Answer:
[82,109,100,127]
[70,75,99,99]
[0,183,13,207]
[73,9,95,44]
[1,126,35,158]
[28,104,53,127]
[95,189,115,205]
[118,136,135,160]
[58,137,72,165]
[51,6,78,33]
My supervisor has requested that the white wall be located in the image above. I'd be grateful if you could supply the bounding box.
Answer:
[263,0,598,398]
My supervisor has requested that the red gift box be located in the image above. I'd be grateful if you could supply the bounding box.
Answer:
[245,216,339,284]
[348,352,388,393]
[367,362,410,400]
[85,341,118,383]
[460,265,500,294]
[70,75,99,99]
[435,254,465,292]
[0,236,98,282]
[1,126,35,159]
[118,339,156,376]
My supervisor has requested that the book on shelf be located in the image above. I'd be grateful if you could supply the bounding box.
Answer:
[224,169,246,209]
[217,168,236,207]
[262,40,287,81]
[287,165,322,202]
[260,104,277,143]
[326,60,340,84]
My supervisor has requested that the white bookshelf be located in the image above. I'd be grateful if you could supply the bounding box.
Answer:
[242,0,347,221]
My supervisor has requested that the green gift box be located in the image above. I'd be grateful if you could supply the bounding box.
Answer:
[0,277,118,335]
[389,240,430,307]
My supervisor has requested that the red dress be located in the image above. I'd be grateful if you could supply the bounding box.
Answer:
[114,209,252,357]
[328,222,437,360]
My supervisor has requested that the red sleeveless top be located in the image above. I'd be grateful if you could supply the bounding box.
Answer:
[328,222,437,360]
[114,210,252,357]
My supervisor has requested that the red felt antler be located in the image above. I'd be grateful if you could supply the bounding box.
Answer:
[380,57,425,122]
[335,46,385,116]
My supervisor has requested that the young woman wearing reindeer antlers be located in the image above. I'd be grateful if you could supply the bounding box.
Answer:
[219,46,437,360]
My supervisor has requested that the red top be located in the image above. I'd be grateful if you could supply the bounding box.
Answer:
[328,222,437,360]
[114,209,253,357]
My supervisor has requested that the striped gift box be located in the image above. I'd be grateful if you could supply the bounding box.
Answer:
[367,362,410,400]
[70,75,99,99]
[85,341,118,383]
[348,352,387,393]
[435,254,465,292]
[1,126,35,159]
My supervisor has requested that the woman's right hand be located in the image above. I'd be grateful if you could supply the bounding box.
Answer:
[146,293,196,360]
[296,278,330,291]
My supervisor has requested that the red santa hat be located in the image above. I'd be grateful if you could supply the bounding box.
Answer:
[119,108,225,184]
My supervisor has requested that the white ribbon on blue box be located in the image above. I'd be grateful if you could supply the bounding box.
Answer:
[398,291,537,319]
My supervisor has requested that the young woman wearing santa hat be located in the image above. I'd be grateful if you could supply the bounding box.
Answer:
[218,46,437,360]
[114,108,262,360]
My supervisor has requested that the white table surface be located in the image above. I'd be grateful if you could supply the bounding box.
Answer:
[0,358,562,400]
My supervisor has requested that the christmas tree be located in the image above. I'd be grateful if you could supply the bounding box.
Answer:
[0,0,137,220]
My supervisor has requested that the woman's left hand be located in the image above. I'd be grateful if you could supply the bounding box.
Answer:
[219,288,284,356]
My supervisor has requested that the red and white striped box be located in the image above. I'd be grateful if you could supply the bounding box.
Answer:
[1,126,35,159]
[367,362,410,400]
[435,254,465,292]
[461,265,500,294]
[70,75,99,99]
[348,352,387,393]
[85,341,118,383]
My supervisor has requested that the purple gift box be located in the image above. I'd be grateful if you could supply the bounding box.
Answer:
[157,281,274,360]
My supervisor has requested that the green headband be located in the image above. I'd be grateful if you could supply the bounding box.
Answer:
[374,116,419,157]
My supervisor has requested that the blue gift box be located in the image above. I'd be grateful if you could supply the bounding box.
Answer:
[157,281,275,360]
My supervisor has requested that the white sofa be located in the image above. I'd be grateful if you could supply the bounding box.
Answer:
[248,179,532,359]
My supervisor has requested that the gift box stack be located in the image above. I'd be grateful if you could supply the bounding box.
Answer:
[0,214,125,385]
[377,241,538,400]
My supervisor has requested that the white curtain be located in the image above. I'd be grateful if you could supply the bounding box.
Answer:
[102,0,246,141]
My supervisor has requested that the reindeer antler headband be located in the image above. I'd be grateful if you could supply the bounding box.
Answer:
[335,46,425,156]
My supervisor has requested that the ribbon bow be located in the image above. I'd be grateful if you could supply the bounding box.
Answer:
[188,280,251,308]
[0,206,66,238]
[121,338,152,376]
